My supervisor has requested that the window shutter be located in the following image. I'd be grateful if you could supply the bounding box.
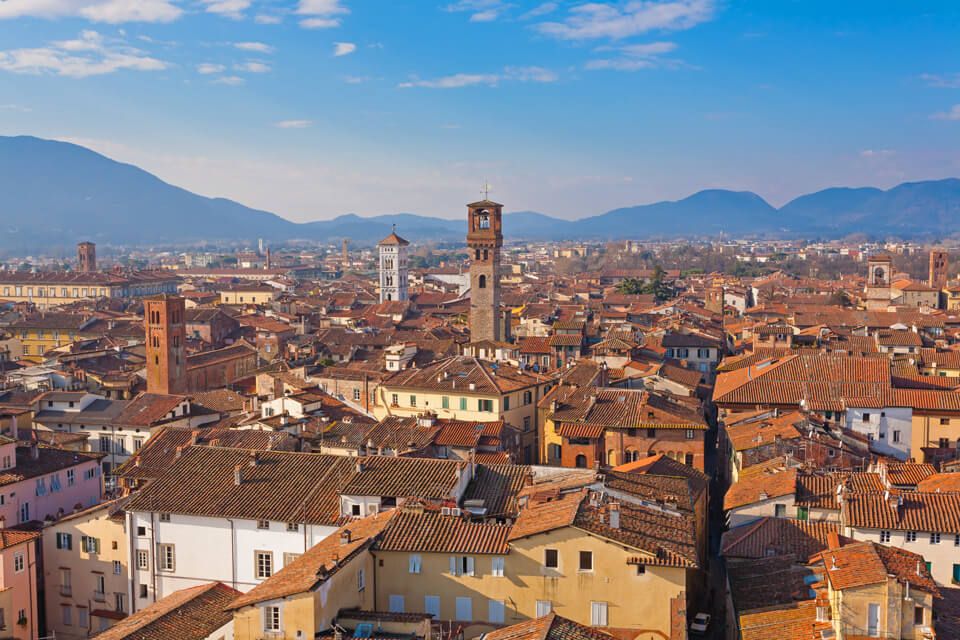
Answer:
[449,556,458,576]
[466,557,475,576]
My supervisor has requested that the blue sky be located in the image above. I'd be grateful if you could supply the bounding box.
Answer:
[1,0,959,221]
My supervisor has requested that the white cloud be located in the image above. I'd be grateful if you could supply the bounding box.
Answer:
[521,2,557,19]
[235,60,270,73]
[0,30,168,78]
[470,9,499,22]
[333,42,357,57]
[274,119,313,128]
[537,0,714,40]
[196,62,225,74]
[399,73,500,89]
[860,149,896,159]
[920,73,960,89]
[343,75,369,84]
[504,65,557,83]
[931,105,960,121]
[296,0,348,28]
[299,17,341,28]
[213,75,244,85]
[586,40,680,71]
[201,0,251,19]
[234,41,274,54]
[0,103,31,112]
[0,0,183,24]
[445,0,510,22]
[255,14,282,24]
[399,65,557,88]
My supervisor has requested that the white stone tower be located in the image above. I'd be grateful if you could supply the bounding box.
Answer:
[378,225,409,303]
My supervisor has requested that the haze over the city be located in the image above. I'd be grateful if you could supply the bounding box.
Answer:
[2,0,960,220]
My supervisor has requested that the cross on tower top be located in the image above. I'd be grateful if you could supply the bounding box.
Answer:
[481,180,492,200]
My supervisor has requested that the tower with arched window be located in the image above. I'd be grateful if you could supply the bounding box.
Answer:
[467,198,503,342]
[378,226,409,303]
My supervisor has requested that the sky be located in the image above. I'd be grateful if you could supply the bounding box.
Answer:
[1,0,960,222]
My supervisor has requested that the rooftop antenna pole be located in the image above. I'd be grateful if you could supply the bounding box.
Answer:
[481,181,492,201]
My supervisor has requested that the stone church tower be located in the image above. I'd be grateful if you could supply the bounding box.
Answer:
[467,198,503,342]
[865,254,893,310]
[378,226,409,303]
[144,294,186,395]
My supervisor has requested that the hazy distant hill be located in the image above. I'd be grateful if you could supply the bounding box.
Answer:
[2,135,960,251]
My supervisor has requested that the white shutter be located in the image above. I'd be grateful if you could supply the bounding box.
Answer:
[424,596,441,618]
[491,556,504,577]
[389,595,405,613]
[591,601,608,627]
[466,557,475,576]
[536,601,552,617]
[409,554,421,574]
[449,556,458,576]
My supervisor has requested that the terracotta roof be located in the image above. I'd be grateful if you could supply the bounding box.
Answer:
[229,511,393,610]
[377,508,510,554]
[726,413,805,452]
[721,517,840,560]
[738,600,827,640]
[612,453,709,497]
[509,490,585,541]
[843,491,960,533]
[482,613,615,640]
[91,582,240,640]
[383,356,546,395]
[0,528,41,550]
[462,463,531,518]
[916,472,960,493]
[378,231,410,246]
[115,393,188,427]
[814,540,939,595]
[724,468,797,511]
[882,461,936,487]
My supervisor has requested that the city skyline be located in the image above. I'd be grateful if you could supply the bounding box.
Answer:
[1,1,959,222]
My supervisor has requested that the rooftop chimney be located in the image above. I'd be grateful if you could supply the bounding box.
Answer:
[340,529,352,545]
[234,464,243,485]
[174,445,185,460]
[189,430,199,446]
[609,502,621,529]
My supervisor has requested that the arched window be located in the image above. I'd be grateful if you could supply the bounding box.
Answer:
[386,293,392,301]
[575,454,587,468]
[479,275,487,289]
[478,212,490,229]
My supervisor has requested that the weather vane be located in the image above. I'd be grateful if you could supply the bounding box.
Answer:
[481,180,492,200]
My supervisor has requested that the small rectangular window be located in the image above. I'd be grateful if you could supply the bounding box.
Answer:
[137,549,149,570]
[591,601,608,626]
[579,550,593,572]
[491,556,505,577]
[409,554,422,574]
[255,551,273,579]
[544,549,558,568]
[257,520,270,530]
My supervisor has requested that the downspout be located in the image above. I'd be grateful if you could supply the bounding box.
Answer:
[150,511,158,602]
[229,518,238,589]
[370,550,378,612]
[128,512,137,613]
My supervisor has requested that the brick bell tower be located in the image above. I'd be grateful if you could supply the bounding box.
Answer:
[467,195,503,343]
[144,294,186,395]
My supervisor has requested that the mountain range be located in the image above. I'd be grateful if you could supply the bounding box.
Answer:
[2,135,960,252]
